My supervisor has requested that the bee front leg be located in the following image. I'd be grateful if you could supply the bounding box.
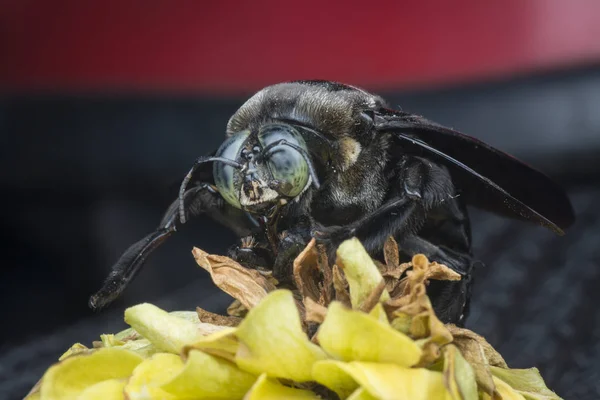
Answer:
[89,184,255,310]
[272,228,313,285]
[227,236,274,270]
[228,229,310,286]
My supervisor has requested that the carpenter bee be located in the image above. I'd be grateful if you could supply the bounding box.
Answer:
[89,80,574,325]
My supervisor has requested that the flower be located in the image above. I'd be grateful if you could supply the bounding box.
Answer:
[26,237,561,400]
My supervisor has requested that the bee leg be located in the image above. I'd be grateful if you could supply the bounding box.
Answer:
[227,236,274,270]
[397,234,474,275]
[314,195,424,254]
[272,229,312,285]
[89,184,254,310]
[314,156,453,253]
[429,269,473,327]
[396,234,479,326]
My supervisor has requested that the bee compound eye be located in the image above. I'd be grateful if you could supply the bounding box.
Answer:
[213,131,250,209]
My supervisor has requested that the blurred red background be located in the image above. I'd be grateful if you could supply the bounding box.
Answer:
[2,0,600,94]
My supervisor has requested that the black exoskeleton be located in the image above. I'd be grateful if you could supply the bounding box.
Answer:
[89,80,574,326]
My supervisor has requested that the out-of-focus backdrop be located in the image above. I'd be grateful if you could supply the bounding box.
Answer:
[2,1,600,398]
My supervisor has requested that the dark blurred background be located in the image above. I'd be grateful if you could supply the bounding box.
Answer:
[2,1,600,399]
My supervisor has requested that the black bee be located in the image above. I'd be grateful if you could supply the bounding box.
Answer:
[89,80,574,325]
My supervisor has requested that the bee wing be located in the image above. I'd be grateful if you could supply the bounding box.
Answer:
[373,108,575,235]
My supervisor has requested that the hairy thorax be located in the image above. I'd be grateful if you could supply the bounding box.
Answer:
[310,136,389,226]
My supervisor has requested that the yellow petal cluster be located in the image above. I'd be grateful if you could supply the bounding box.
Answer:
[26,237,561,400]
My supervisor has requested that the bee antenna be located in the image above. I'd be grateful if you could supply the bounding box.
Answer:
[178,156,242,224]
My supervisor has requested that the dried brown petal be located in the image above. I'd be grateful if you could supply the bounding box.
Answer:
[260,270,279,287]
[387,277,408,298]
[446,324,504,398]
[193,247,276,310]
[292,289,309,332]
[332,265,352,308]
[196,307,242,327]
[375,260,408,300]
[416,341,442,367]
[304,297,328,324]
[390,255,461,300]
[374,259,389,274]
[447,325,507,368]
[398,261,413,275]
[373,259,396,294]
[383,236,400,270]
[424,262,462,282]
[293,238,322,303]
[385,254,453,366]
[227,300,248,317]
[377,237,411,282]
[316,244,334,305]
[385,281,425,311]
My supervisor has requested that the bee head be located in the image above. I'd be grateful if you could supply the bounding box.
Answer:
[179,124,320,220]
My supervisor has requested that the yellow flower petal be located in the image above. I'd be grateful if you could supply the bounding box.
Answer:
[312,359,360,399]
[184,327,239,362]
[313,360,449,400]
[161,349,256,399]
[124,303,205,353]
[244,373,320,399]
[114,311,202,343]
[336,238,390,307]
[58,343,90,361]
[490,376,527,400]
[346,387,378,400]
[368,302,389,324]
[76,379,126,400]
[444,325,498,397]
[124,353,183,400]
[442,345,478,400]
[169,310,202,323]
[92,337,157,358]
[234,290,327,382]
[119,338,158,358]
[40,348,143,400]
[317,302,421,367]
[390,313,412,335]
[114,326,141,342]
[24,391,41,400]
[100,334,125,347]
[490,366,562,400]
